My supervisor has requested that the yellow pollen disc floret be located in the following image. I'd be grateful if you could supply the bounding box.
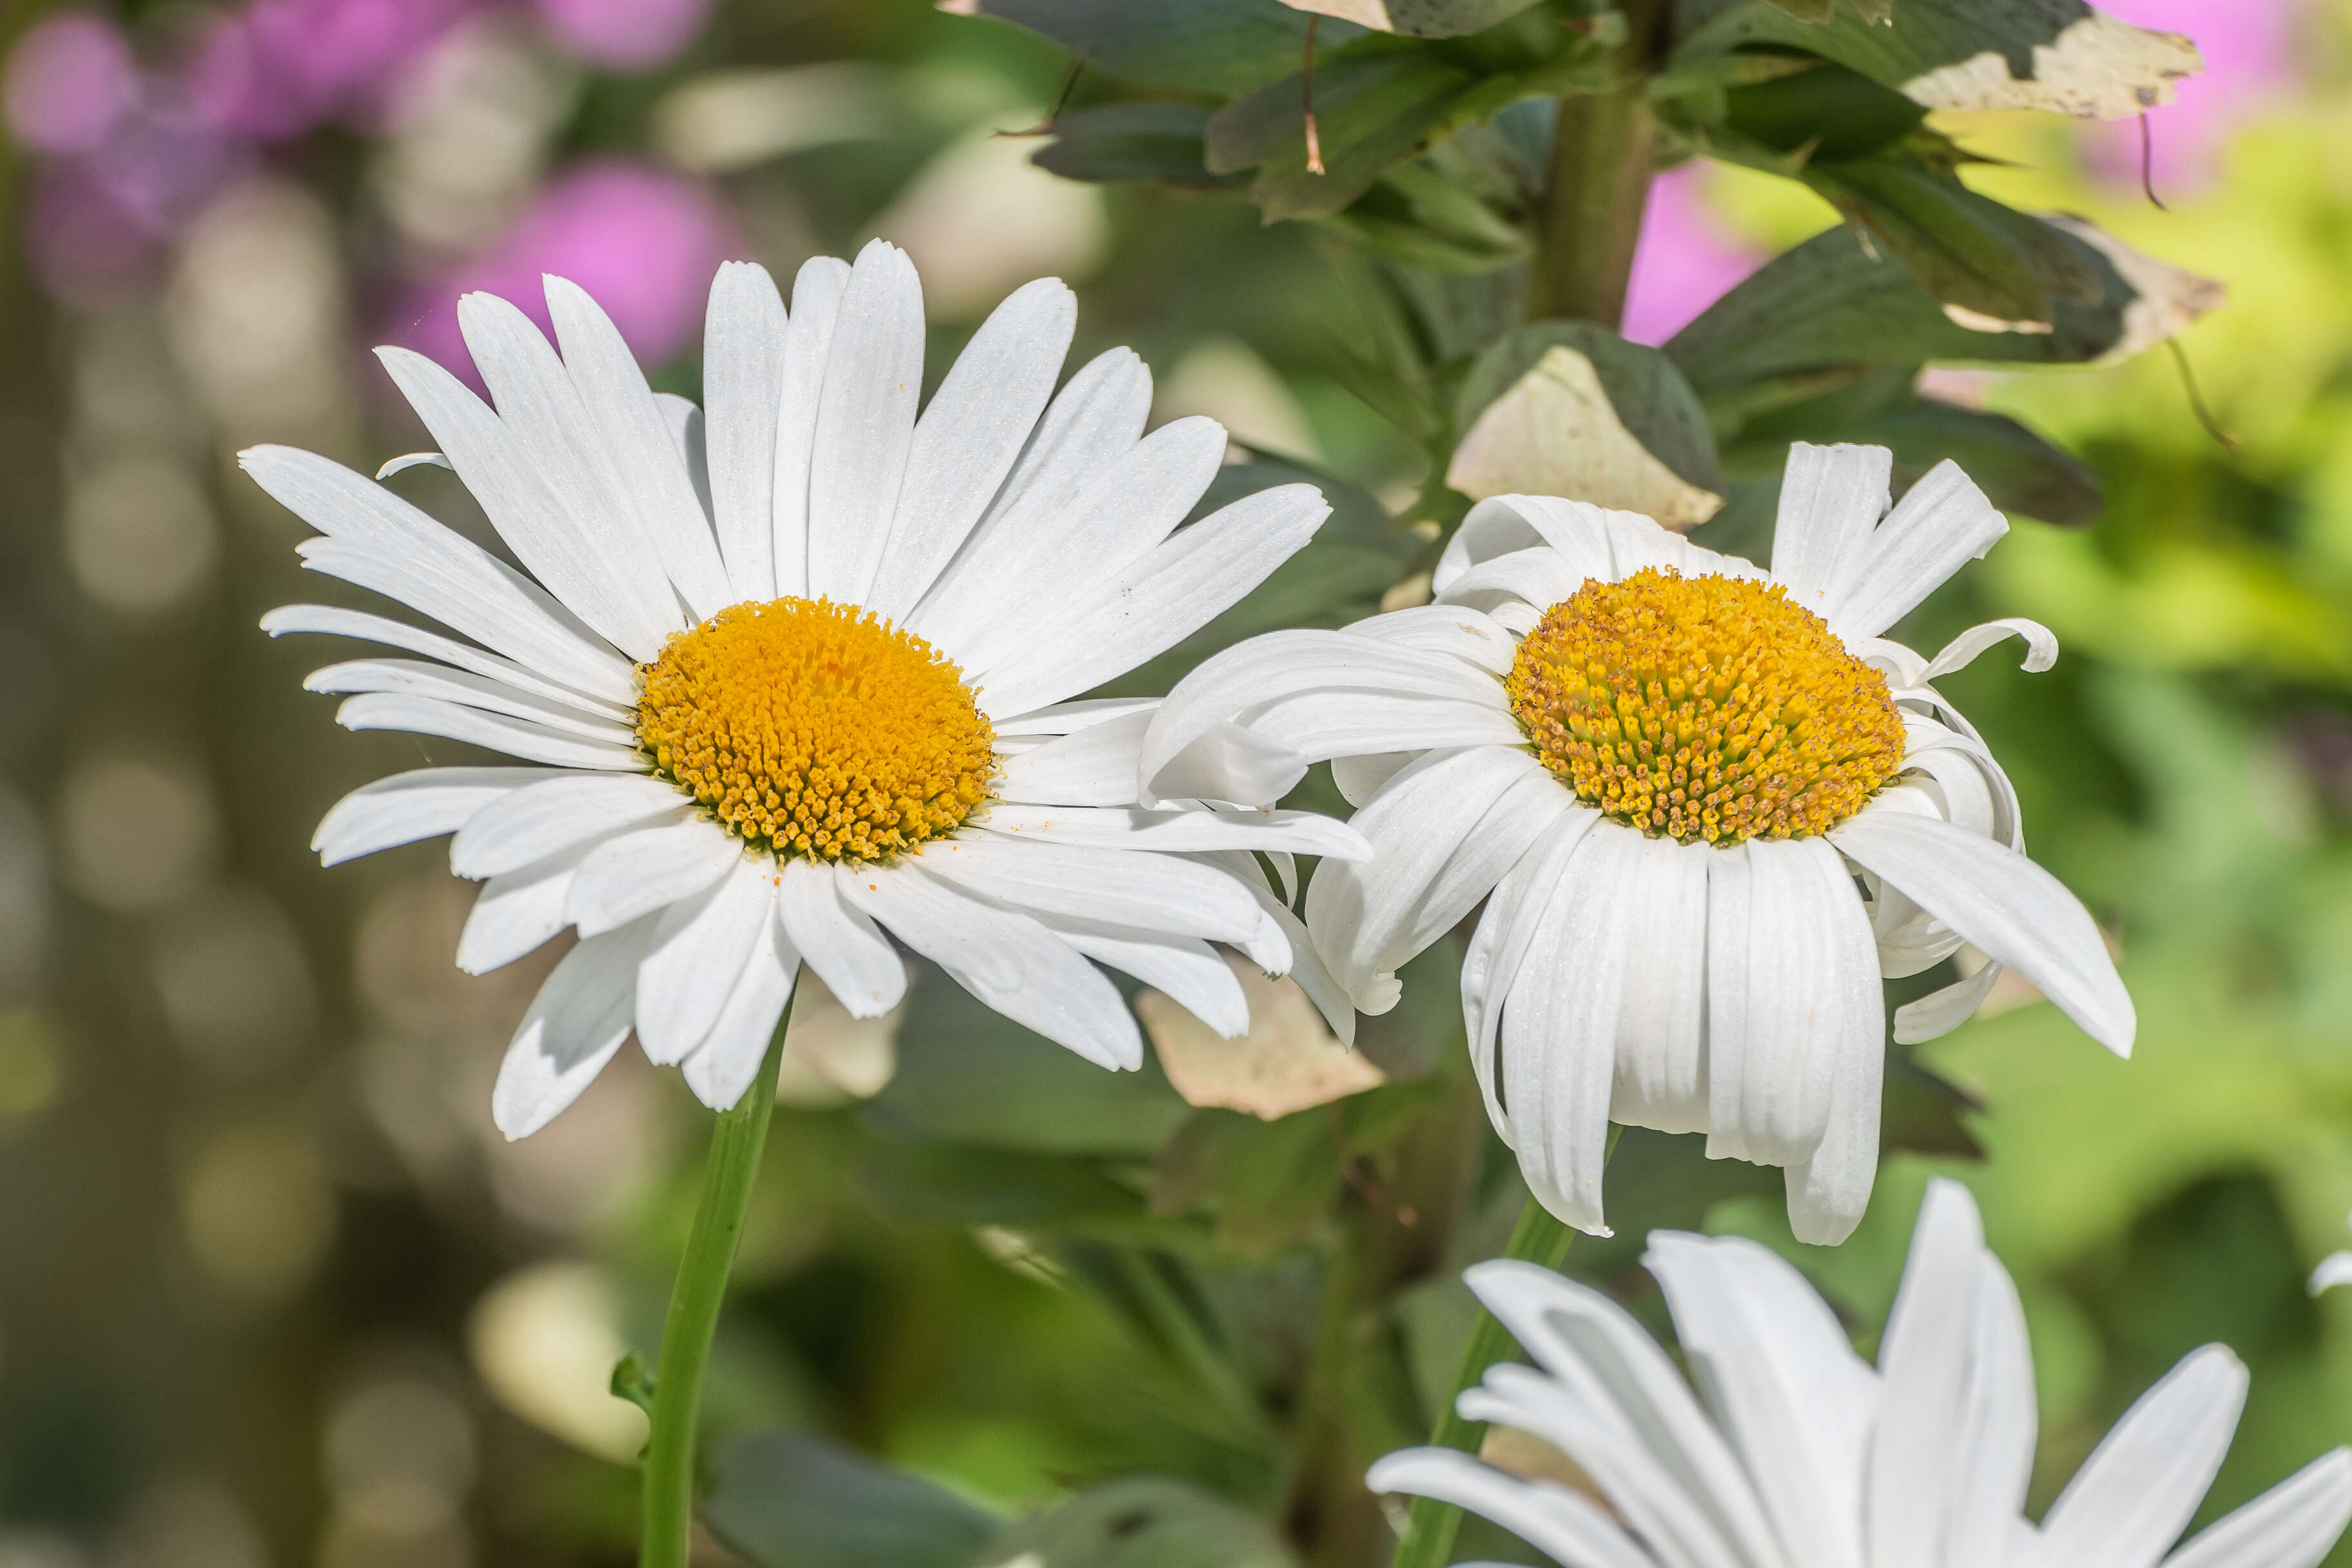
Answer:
[635,597,996,864]
[1504,567,1905,844]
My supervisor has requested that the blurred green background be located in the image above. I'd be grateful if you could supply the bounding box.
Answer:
[1,0,2349,1564]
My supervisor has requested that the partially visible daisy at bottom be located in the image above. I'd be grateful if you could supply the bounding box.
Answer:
[1141,443,2133,1243]
[1373,1178,2352,1568]
[253,242,1363,1137]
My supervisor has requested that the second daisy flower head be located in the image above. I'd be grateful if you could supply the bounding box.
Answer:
[1140,444,2134,1245]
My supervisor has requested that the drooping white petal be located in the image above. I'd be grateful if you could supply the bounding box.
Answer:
[243,444,634,701]
[334,692,644,771]
[1365,1448,1651,1568]
[839,860,1141,1070]
[679,905,799,1112]
[1869,1178,1988,1568]
[1779,840,1890,1246]
[2030,1345,2248,1568]
[1924,617,2058,680]
[491,918,652,1138]
[1033,915,1250,1040]
[1194,847,1347,1041]
[637,859,778,1064]
[923,415,1228,675]
[866,276,1076,621]
[265,605,633,719]
[1831,805,2133,1056]
[1461,806,1601,1140]
[806,238,924,605]
[908,345,1152,652]
[1894,959,2005,1046]
[450,772,685,878]
[1331,751,1413,808]
[306,659,640,744]
[1823,459,2007,644]
[771,255,851,599]
[914,838,1262,945]
[699,260,789,603]
[1605,831,1711,1138]
[564,815,742,938]
[1768,441,1890,621]
[773,860,906,1018]
[312,766,556,867]
[979,804,1370,860]
[2159,1449,2352,1568]
[973,482,1329,719]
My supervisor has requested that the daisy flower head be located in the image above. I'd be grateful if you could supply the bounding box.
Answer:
[249,241,1360,1137]
[1139,443,2133,1243]
[1371,1178,2352,1568]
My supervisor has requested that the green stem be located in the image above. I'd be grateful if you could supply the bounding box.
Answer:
[1390,1130,1619,1568]
[1524,2,1662,327]
[639,1022,787,1568]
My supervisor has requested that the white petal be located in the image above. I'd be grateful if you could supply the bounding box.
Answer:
[1036,916,1249,1040]
[1144,722,1313,810]
[563,816,742,937]
[974,483,1330,719]
[1894,959,2005,1046]
[243,443,634,701]
[1767,441,1890,620]
[375,451,451,478]
[923,415,1227,673]
[1824,459,2007,643]
[2313,1253,2352,1297]
[546,275,734,617]
[1437,493,1619,594]
[312,766,555,867]
[1364,1448,1651,1568]
[992,695,1159,737]
[451,772,685,878]
[637,859,778,1063]
[839,860,1140,1069]
[1869,1177,1987,1568]
[306,659,639,744]
[699,260,788,603]
[1462,807,1602,1140]
[1342,603,1519,674]
[1831,805,2132,1056]
[1305,747,1564,1011]
[679,910,799,1112]
[906,345,1152,651]
[771,255,852,599]
[1944,1253,2039,1568]
[806,238,923,605]
[2032,1345,2248,1568]
[457,844,588,973]
[491,919,651,1138]
[335,692,643,771]
[1924,617,2057,680]
[774,860,906,1018]
[1780,840,1891,1246]
[913,837,1261,944]
[996,709,1152,806]
[653,391,710,520]
[866,276,1076,621]
[1331,751,1413,808]
[2159,1449,2352,1568]
[1602,831,1712,1138]
[980,804,1369,861]
[265,604,632,719]
[1195,847,1351,1043]
[1434,547,1589,619]
[1642,1232,1876,1568]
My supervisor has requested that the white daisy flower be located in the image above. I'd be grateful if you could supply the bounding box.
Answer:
[1138,443,2133,1243]
[1372,1178,2352,1568]
[250,242,1361,1137]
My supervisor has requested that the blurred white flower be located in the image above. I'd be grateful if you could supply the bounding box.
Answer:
[252,244,1352,1137]
[1144,442,2133,1243]
[1374,1179,2352,1568]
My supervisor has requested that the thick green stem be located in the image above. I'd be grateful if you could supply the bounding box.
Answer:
[639,1023,787,1568]
[1525,3,1662,327]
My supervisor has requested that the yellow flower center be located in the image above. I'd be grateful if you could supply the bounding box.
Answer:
[636,597,995,863]
[1504,568,1905,844]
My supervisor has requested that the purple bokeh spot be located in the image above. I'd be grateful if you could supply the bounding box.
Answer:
[532,0,712,72]
[2082,0,2300,192]
[390,161,740,387]
[1619,164,1765,348]
[186,0,483,142]
[5,13,138,155]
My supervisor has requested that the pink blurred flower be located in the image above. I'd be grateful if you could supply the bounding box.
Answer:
[391,161,739,383]
[2083,0,2300,193]
[4,13,137,155]
[1618,163,1764,347]
[184,0,483,142]
[532,0,712,72]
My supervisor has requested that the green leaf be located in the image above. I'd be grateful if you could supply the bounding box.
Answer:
[868,966,1193,1156]
[1456,321,1722,491]
[1032,104,1246,188]
[1316,160,1531,273]
[1279,0,1550,40]
[1150,1108,1344,1256]
[980,1475,1294,1568]
[1758,0,1834,17]
[1800,155,2100,326]
[1673,0,2203,119]
[1207,44,1482,220]
[702,1428,999,1568]
[973,0,1366,96]
[1718,57,1927,160]
[859,1139,1154,1230]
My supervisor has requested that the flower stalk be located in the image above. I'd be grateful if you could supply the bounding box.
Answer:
[1525,0,1662,327]
[639,1017,788,1568]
